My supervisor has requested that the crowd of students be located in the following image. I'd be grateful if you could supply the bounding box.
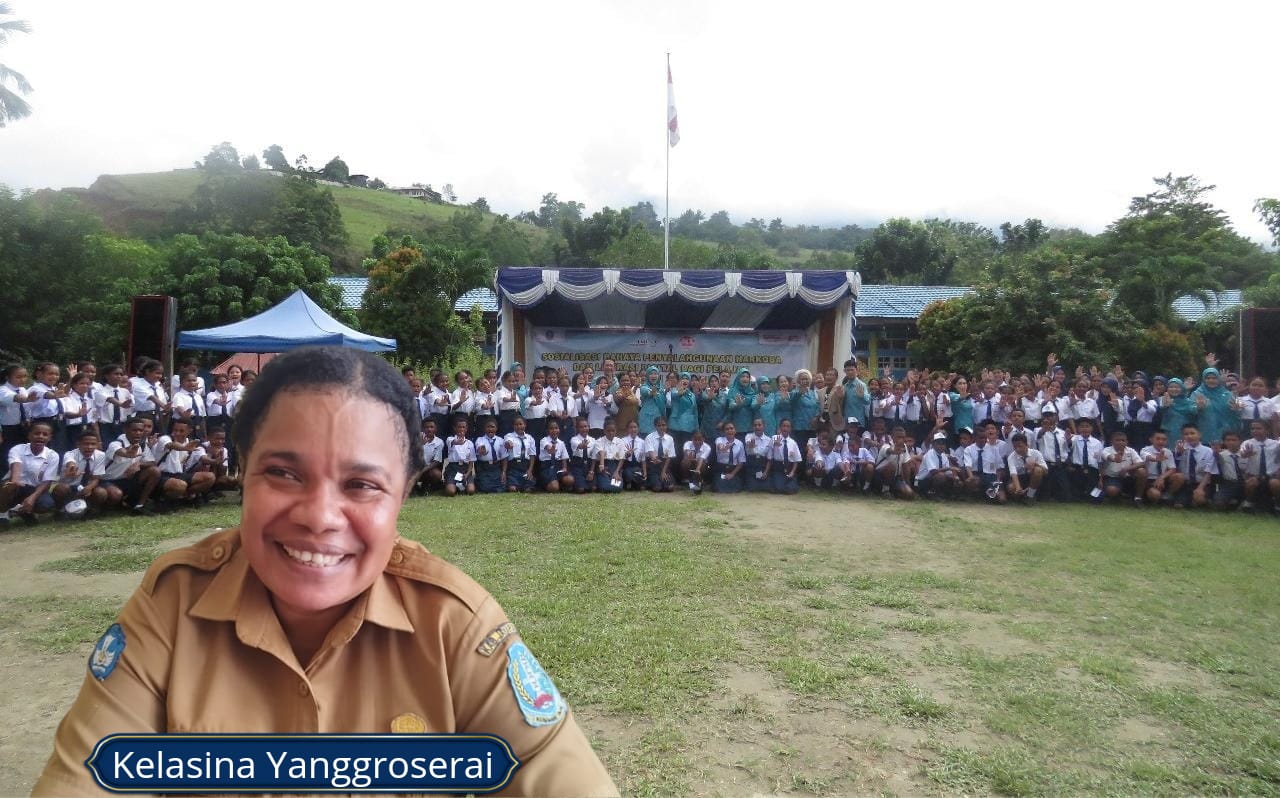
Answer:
[2,352,1278,525]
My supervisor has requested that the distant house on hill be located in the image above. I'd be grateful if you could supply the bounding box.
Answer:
[390,185,442,203]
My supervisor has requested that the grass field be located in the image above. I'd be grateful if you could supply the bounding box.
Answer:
[2,494,1278,796]
[68,170,547,265]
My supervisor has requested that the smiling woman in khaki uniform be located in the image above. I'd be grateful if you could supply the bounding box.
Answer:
[33,346,618,797]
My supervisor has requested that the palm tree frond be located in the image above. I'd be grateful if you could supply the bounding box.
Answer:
[0,63,32,94]
[0,82,32,125]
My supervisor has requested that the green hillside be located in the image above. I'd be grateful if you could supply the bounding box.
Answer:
[67,169,545,266]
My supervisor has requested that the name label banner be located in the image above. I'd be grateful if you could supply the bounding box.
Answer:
[86,734,519,793]
[531,328,809,378]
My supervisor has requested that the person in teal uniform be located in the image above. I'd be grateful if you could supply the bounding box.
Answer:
[726,368,757,433]
[833,358,870,428]
[771,375,794,435]
[755,376,779,435]
[790,369,823,457]
[700,374,726,442]
[1190,367,1235,445]
[944,376,975,439]
[638,365,666,436]
[1160,377,1198,438]
[666,371,699,452]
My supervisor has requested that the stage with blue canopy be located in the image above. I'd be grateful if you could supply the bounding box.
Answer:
[177,289,396,353]
[494,267,859,374]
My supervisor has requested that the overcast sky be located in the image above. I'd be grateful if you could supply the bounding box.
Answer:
[1,0,1276,243]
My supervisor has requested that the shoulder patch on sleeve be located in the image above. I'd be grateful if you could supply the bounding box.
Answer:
[88,623,126,680]
[140,527,241,594]
[506,642,566,727]
[477,621,518,656]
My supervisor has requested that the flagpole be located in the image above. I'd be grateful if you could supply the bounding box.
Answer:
[664,51,671,271]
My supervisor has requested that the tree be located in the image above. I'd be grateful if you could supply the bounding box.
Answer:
[360,239,492,365]
[442,183,457,203]
[626,201,661,232]
[156,232,349,331]
[854,218,959,284]
[470,196,491,213]
[910,249,1137,375]
[599,226,661,268]
[998,218,1048,254]
[264,175,348,255]
[1092,174,1271,323]
[262,144,290,171]
[198,142,242,173]
[702,210,737,244]
[557,207,634,266]
[671,209,704,238]
[368,177,387,190]
[0,2,33,127]
[320,156,349,183]
[294,154,311,173]
[1255,198,1280,248]
[241,153,260,170]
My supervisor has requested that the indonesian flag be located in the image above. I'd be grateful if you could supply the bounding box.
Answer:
[667,64,680,147]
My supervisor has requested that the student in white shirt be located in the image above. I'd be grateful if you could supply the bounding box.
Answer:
[473,415,506,496]
[568,418,595,494]
[973,381,1003,426]
[417,418,445,494]
[472,377,499,438]
[94,364,135,448]
[62,372,99,449]
[52,429,109,512]
[916,431,960,500]
[204,372,237,434]
[1239,419,1279,511]
[713,421,747,493]
[964,422,1009,503]
[0,419,60,524]
[1097,430,1145,504]
[837,425,876,491]
[681,428,712,493]
[876,426,917,499]
[130,360,169,427]
[809,432,845,490]
[153,418,215,505]
[519,382,551,445]
[616,419,647,491]
[1031,410,1070,501]
[1237,378,1276,436]
[504,415,538,493]
[585,377,612,437]
[1067,416,1104,501]
[537,419,572,493]
[0,363,32,466]
[1213,430,1248,511]
[1065,380,1100,434]
[743,417,771,493]
[1139,429,1177,505]
[170,371,208,440]
[644,416,677,492]
[427,372,453,434]
[102,417,163,514]
[1171,424,1217,509]
[592,419,626,493]
[197,427,238,495]
[442,417,477,496]
[450,371,478,437]
[26,362,67,449]
[169,361,206,397]
[1006,433,1048,504]
[765,418,803,495]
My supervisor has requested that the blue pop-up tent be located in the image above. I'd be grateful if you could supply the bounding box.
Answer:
[177,289,396,352]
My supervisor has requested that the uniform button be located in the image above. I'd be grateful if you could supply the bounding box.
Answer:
[390,550,405,565]
[298,680,310,697]
[210,544,225,561]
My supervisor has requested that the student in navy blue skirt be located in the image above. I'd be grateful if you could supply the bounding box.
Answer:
[713,421,746,492]
[537,419,572,493]
[473,417,507,494]
[503,415,537,493]
[567,417,595,494]
[767,418,803,495]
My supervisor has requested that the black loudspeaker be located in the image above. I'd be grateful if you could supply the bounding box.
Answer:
[128,295,178,376]
[1240,308,1280,380]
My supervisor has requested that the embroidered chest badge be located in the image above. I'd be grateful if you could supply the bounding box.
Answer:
[390,713,427,734]
[505,642,566,727]
[89,623,126,681]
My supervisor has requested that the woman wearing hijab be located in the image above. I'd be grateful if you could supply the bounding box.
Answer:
[754,376,778,435]
[699,374,726,442]
[1160,377,1199,438]
[666,371,699,453]
[1190,367,1236,445]
[637,366,666,436]
[725,368,757,433]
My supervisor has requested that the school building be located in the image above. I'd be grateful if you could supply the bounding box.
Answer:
[327,276,1242,372]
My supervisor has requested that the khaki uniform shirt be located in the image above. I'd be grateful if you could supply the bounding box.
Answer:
[33,528,618,797]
